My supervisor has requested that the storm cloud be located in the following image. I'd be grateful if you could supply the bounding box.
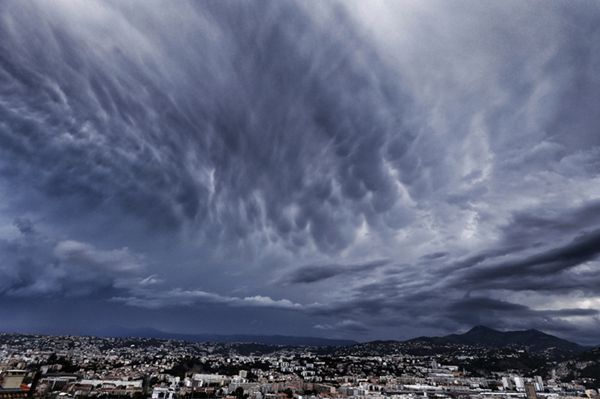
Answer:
[0,0,599,343]
[281,259,390,284]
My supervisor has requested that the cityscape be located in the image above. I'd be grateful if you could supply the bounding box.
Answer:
[1,326,599,399]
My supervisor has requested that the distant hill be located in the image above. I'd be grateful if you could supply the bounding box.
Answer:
[335,325,588,359]
[94,326,357,347]
[555,346,600,388]
[406,325,586,354]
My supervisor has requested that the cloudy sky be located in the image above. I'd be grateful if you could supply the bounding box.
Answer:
[1,0,600,345]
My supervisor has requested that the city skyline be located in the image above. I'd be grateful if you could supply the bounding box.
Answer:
[1,1,600,345]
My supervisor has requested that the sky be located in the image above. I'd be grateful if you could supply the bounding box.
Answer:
[1,0,600,345]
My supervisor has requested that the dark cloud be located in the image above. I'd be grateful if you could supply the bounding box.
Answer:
[460,228,600,285]
[442,297,600,342]
[0,224,143,298]
[0,0,599,343]
[447,297,599,319]
[282,259,390,284]
[299,201,600,341]
[429,200,600,300]
[13,218,35,235]
[420,252,448,261]
[500,199,600,248]
[0,0,411,255]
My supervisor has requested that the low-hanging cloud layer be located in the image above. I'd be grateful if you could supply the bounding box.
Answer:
[1,0,600,344]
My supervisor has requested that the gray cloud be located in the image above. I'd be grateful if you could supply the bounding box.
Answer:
[0,0,412,256]
[0,0,599,343]
[13,218,35,235]
[281,258,390,284]
[458,228,600,286]
[112,288,306,311]
[0,222,144,298]
[314,319,369,333]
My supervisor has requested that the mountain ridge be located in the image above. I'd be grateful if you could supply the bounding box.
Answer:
[92,326,358,347]
[404,325,587,354]
[2,325,594,351]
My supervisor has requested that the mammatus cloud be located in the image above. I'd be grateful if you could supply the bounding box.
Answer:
[0,0,412,255]
[0,1,599,343]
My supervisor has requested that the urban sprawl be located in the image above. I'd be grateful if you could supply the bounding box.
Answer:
[0,333,598,399]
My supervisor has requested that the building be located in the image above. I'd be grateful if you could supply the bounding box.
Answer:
[513,377,525,392]
[534,376,544,391]
[0,389,28,399]
[525,383,538,399]
[0,371,27,389]
[152,387,177,399]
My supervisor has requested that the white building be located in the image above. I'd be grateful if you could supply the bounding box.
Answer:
[513,377,525,391]
[151,387,177,399]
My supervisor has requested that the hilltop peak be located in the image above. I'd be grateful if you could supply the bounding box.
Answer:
[467,325,498,333]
